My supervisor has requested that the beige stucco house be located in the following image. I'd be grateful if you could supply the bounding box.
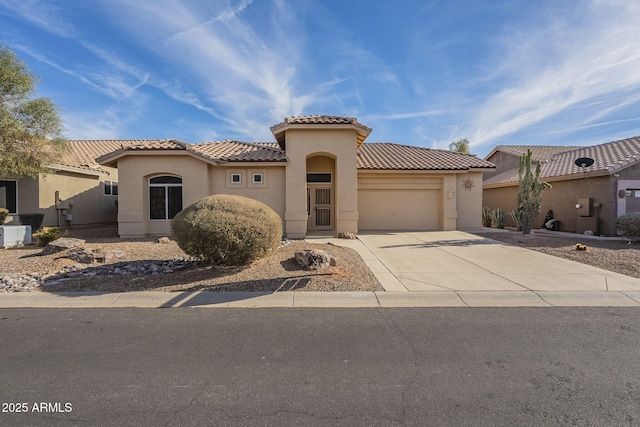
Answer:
[1,140,123,228]
[97,116,494,238]
[483,136,640,236]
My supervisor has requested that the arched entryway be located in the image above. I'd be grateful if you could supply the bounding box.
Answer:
[306,154,335,233]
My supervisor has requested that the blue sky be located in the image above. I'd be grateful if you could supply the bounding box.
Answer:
[2,0,640,158]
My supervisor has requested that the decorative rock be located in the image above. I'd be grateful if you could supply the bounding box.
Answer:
[158,237,171,244]
[0,258,197,292]
[104,250,126,262]
[42,237,86,255]
[584,230,595,235]
[64,247,96,264]
[294,249,332,270]
[92,248,106,263]
[338,232,357,240]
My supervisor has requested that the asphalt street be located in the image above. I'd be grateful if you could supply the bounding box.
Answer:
[1,307,639,426]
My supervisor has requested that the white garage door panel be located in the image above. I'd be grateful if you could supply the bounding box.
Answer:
[358,189,440,230]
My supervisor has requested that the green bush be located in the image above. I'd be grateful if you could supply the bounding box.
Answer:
[33,227,67,246]
[19,213,45,232]
[0,208,8,224]
[171,194,283,266]
[615,212,640,239]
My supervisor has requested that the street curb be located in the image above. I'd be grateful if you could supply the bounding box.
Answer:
[2,290,640,308]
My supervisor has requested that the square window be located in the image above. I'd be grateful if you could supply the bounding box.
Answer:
[252,173,263,184]
[231,173,242,184]
[104,180,119,196]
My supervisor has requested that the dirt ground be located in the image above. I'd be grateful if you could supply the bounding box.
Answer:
[473,229,639,279]
[1,225,383,292]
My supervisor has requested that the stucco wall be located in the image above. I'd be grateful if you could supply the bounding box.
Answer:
[484,175,619,235]
[117,154,209,237]
[456,171,484,229]
[209,166,286,228]
[7,169,118,227]
[484,152,520,180]
[283,128,359,238]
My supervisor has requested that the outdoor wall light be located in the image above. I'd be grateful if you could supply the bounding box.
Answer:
[575,203,583,209]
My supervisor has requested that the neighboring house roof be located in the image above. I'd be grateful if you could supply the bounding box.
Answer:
[483,136,640,187]
[357,143,495,171]
[484,145,582,162]
[53,139,164,176]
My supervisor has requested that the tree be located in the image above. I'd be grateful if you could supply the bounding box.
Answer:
[0,46,67,178]
[449,138,470,154]
[516,149,550,234]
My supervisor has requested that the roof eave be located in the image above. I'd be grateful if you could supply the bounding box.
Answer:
[49,164,109,177]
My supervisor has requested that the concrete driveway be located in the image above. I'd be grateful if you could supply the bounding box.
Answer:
[347,231,640,306]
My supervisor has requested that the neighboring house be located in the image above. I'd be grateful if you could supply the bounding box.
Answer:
[483,137,640,236]
[97,115,495,238]
[1,140,131,228]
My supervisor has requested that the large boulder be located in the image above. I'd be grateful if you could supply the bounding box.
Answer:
[294,249,336,270]
[42,237,85,255]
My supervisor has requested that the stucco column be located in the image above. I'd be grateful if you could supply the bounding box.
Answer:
[284,150,308,239]
[442,175,457,230]
[335,155,358,235]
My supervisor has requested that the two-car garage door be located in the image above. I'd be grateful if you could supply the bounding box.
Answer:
[358,176,442,231]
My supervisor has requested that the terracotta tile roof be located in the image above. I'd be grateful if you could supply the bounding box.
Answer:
[483,136,640,186]
[191,141,287,162]
[357,143,496,170]
[485,145,581,162]
[56,140,169,175]
[270,115,372,132]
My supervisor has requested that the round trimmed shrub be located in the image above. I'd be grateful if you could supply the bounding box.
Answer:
[171,194,283,266]
[19,213,45,231]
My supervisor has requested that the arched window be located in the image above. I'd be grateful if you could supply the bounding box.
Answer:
[149,176,182,220]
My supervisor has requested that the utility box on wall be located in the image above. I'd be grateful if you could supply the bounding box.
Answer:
[577,197,592,217]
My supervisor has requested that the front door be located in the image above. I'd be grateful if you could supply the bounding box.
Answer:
[308,186,332,231]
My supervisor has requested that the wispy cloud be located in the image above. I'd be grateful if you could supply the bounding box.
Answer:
[0,0,76,37]
[465,0,640,149]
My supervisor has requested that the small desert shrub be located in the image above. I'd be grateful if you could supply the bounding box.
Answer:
[34,227,67,246]
[0,208,8,224]
[19,213,45,232]
[615,212,640,239]
[509,210,523,231]
[482,207,492,227]
[490,208,506,229]
[171,194,282,266]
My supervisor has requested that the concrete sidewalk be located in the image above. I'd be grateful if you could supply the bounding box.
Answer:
[1,231,639,308]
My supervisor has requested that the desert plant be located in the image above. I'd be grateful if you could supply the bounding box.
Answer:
[491,208,506,229]
[18,213,45,232]
[615,212,640,239]
[171,194,282,266]
[517,150,550,234]
[482,206,493,227]
[509,210,523,231]
[0,208,8,224]
[33,226,67,246]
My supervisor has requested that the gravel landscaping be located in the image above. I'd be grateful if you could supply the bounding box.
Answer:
[0,225,383,293]
[473,230,640,279]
